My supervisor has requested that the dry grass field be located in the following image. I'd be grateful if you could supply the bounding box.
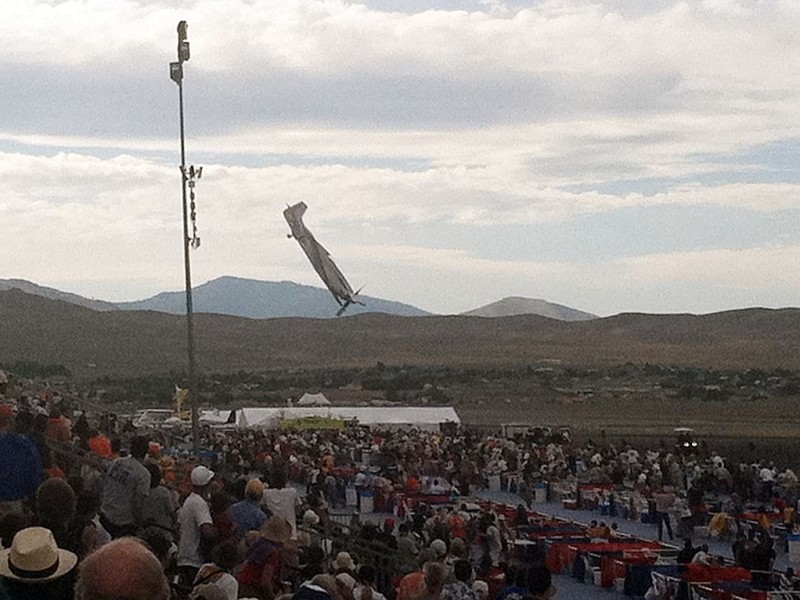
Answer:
[3,289,800,450]
[454,393,800,438]
[4,289,800,377]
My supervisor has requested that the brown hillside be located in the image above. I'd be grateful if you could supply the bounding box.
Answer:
[2,289,800,377]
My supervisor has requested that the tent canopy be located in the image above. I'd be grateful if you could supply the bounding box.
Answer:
[296,393,331,406]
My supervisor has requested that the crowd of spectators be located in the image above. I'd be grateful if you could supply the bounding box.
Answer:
[2,380,800,600]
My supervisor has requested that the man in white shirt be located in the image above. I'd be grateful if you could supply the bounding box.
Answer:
[262,470,301,538]
[177,465,216,586]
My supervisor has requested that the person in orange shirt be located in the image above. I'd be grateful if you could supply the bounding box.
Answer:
[45,408,71,443]
[396,550,436,600]
[88,430,113,457]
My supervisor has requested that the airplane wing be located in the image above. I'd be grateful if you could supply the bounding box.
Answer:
[283,202,359,308]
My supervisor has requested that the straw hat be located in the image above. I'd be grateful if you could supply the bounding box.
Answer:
[261,516,292,544]
[335,572,357,591]
[190,583,229,600]
[472,580,489,600]
[302,509,320,526]
[334,551,355,571]
[0,527,77,583]
[245,478,264,498]
[430,539,447,558]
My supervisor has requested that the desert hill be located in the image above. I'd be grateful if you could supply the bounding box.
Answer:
[2,289,800,378]
[0,279,117,312]
[461,296,596,320]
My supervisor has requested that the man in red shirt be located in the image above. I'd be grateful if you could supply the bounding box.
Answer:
[45,408,71,443]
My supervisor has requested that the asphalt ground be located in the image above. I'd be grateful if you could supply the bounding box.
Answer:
[475,489,791,599]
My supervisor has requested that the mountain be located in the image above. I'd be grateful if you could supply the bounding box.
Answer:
[2,288,800,378]
[0,277,594,321]
[0,279,117,312]
[461,296,597,321]
[115,276,429,318]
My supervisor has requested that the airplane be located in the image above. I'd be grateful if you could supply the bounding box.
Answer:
[283,202,365,316]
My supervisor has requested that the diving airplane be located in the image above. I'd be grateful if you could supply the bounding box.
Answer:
[283,202,365,316]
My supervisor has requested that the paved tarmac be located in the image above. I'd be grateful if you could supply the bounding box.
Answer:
[474,489,791,599]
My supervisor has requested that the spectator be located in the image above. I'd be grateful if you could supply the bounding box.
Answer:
[525,564,556,600]
[442,560,477,600]
[0,405,42,518]
[228,478,267,540]
[99,435,151,538]
[74,537,170,600]
[333,552,358,578]
[677,539,698,564]
[0,526,78,600]
[396,550,435,600]
[652,487,675,541]
[414,561,447,600]
[44,408,70,444]
[353,565,386,600]
[141,461,178,541]
[193,538,241,600]
[177,466,217,587]
[335,572,357,600]
[237,515,292,599]
[262,469,301,538]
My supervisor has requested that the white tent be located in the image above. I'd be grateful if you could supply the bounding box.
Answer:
[296,393,331,406]
[199,408,236,425]
[236,406,460,431]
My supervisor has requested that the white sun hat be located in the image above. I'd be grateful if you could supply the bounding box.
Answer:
[0,527,77,583]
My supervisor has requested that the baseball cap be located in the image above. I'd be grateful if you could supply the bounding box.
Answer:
[190,465,215,486]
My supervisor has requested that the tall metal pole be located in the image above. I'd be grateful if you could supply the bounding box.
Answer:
[171,21,200,455]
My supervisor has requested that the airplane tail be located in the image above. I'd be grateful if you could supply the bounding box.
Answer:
[335,286,366,316]
[353,285,366,305]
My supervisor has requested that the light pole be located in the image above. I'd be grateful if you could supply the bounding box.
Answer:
[170,21,202,455]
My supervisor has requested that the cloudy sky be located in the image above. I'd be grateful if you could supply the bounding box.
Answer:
[3,0,800,316]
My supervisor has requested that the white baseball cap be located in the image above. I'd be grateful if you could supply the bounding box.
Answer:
[190,465,215,486]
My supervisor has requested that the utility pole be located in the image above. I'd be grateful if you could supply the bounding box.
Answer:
[170,21,202,455]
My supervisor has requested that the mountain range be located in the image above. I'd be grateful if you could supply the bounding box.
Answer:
[2,287,799,377]
[0,277,596,321]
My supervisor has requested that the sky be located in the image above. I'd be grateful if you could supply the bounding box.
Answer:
[3,0,800,316]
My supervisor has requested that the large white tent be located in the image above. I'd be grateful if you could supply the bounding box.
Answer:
[235,406,459,430]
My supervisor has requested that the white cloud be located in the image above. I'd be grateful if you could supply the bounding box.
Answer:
[620,244,800,289]
[3,1,800,314]
[2,151,798,256]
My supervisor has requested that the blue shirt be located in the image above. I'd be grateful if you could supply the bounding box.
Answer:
[0,432,42,502]
[227,499,266,540]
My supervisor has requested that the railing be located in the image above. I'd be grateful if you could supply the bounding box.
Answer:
[304,516,406,598]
